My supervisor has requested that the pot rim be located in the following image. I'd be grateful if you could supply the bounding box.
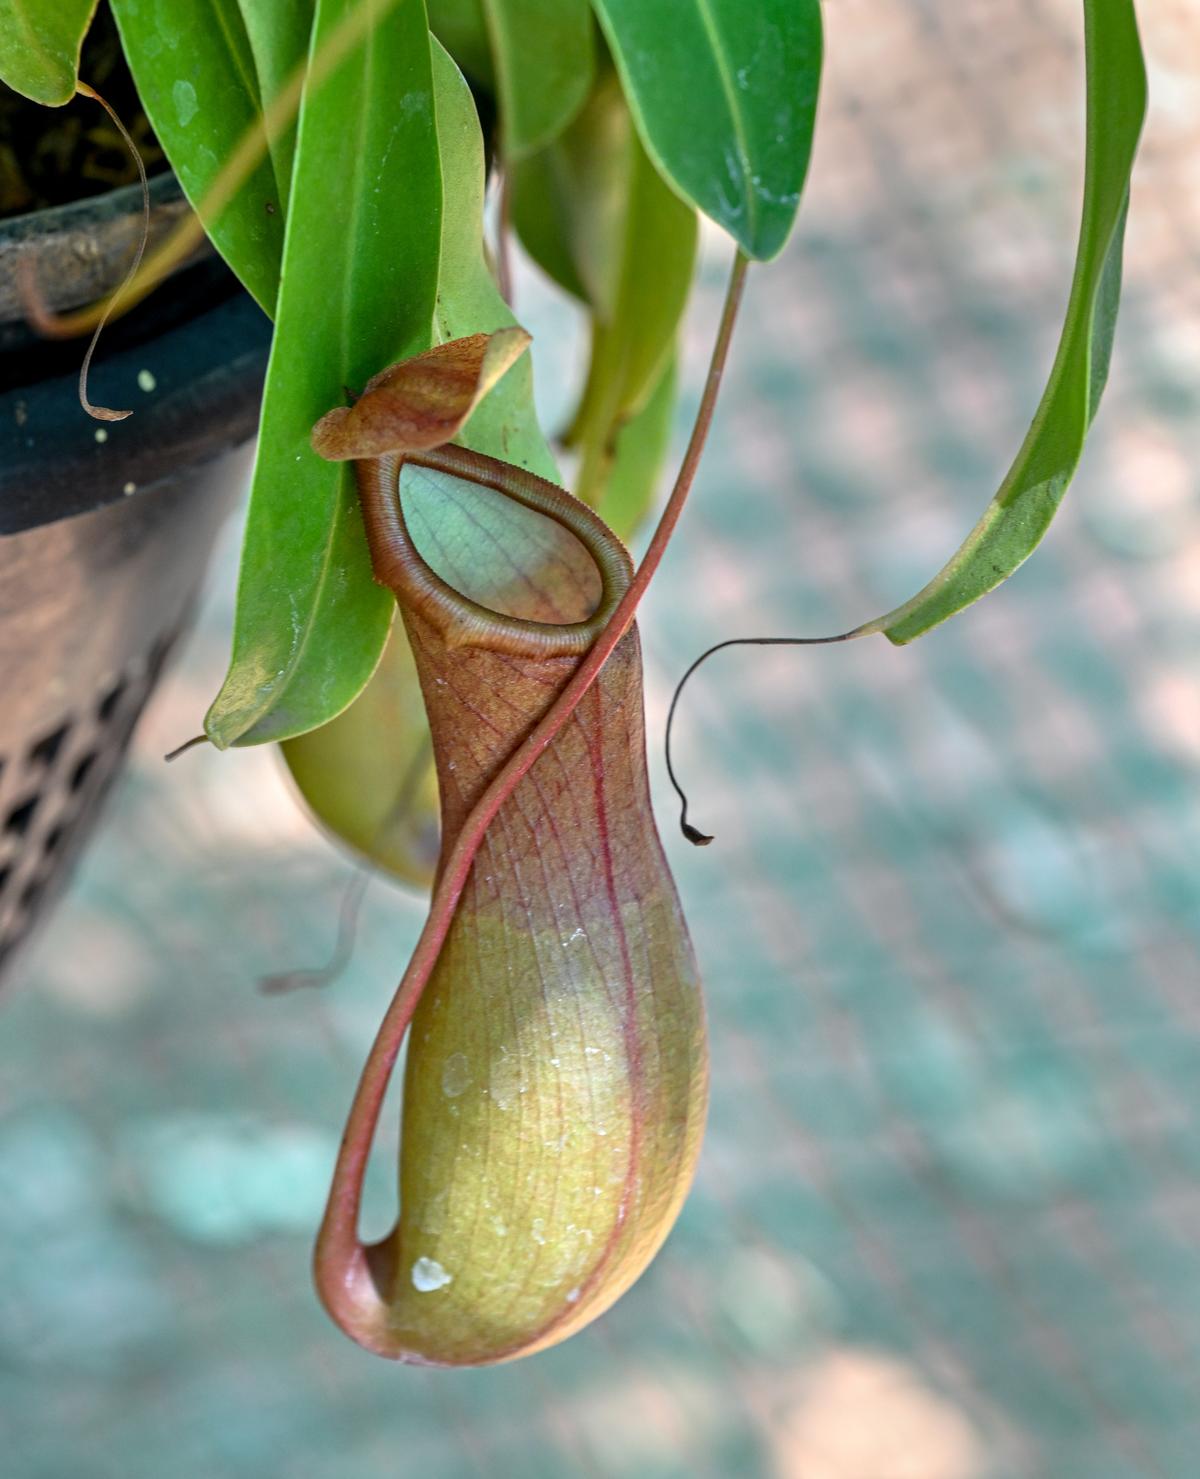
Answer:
[0,173,210,323]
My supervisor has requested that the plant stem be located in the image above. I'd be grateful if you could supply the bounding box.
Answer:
[314,248,750,1337]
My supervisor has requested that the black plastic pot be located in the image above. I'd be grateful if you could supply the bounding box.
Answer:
[0,174,270,982]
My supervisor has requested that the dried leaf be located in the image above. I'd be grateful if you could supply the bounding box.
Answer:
[310,328,531,462]
[201,0,443,749]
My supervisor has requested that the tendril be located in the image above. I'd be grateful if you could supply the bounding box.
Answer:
[163,734,209,762]
[664,630,864,846]
[20,81,151,420]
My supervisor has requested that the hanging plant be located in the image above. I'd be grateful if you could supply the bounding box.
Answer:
[0,0,1147,1364]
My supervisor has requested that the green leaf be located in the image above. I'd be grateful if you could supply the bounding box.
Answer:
[511,72,694,511]
[238,1,315,211]
[428,1,594,156]
[511,67,674,318]
[590,0,821,261]
[430,38,557,480]
[861,0,1147,646]
[0,0,97,105]
[596,351,677,542]
[111,0,285,313]
[560,80,695,505]
[205,0,442,748]
[277,42,556,875]
[426,0,493,87]
[485,0,593,157]
[281,617,440,889]
[432,2,600,156]
[508,142,590,303]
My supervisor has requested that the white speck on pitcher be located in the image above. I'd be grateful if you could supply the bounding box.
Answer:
[411,1257,452,1293]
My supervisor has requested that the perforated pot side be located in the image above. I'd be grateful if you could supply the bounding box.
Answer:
[0,177,268,981]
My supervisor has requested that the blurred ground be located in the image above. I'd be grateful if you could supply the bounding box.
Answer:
[2,2,1199,1475]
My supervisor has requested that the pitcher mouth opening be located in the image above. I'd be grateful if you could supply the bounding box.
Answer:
[359,446,633,660]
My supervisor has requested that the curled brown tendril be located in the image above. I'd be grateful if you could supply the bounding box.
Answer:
[19,81,150,421]
[664,630,863,846]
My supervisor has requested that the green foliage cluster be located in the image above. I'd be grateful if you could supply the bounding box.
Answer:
[0,0,1146,734]
[2,0,824,749]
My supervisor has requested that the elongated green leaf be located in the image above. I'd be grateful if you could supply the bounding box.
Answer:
[508,144,590,303]
[0,0,97,105]
[430,38,557,479]
[512,68,674,319]
[205,0,442,748]
[429,0,593,156]
[597,351,677,542]
[510,67,631,312]
[861,0,1147,646]
[277,42,555,880]
[426,0,492,87]
[512,72,693,510]
[238,1,315,210]
[485,0,593,156]
[111,0,284,312]
[564,85,695,503]
[591,0,821,261]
